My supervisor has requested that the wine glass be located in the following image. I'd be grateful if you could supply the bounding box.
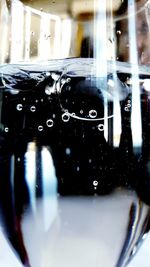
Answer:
[0,0,150,267]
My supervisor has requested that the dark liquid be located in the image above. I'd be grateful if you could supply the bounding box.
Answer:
[0,60,150,267]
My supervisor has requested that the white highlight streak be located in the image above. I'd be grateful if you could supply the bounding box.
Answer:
[41,147,58,231]
[113,92,121,147]
[10,0,24,62]
[128,0,142,148]
[24,9,31,61]
[25,142,36,214]
[94,0,108,140]
[38,15,51,60]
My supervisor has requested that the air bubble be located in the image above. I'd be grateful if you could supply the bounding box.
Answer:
[98,124,104,131]
[93,180,98,186]
[65,148,71,155]
[89,110,97,118]
[77,166,80,171]
[4,127,9,132]
[16,104,23,111]
[46,119,54,127]
[38,125,43,131]
[30,106,36,112]
[124,106,130,112]
[45,86,51,95]
[62,112,70,122]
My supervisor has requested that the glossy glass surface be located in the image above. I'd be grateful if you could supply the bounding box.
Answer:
[0,1,150,267]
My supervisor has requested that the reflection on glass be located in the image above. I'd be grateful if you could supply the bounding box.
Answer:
[0,1,150,267]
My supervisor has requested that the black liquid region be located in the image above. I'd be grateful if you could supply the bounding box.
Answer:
[0,68,150,266]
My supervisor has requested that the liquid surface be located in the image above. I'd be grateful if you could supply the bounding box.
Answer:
[0,58,150,267]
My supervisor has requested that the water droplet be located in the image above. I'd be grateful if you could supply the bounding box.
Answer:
[65,147,71,155]
[89,158,92,163]
[17,157,21,162]
[16,104,23,111]
[44,34,51,40]
[62,112,70,122]
[108,38,114,43]
[38,125,43,131]
[93,180,98,186]
[41,99,44,102]
[89,110,97,118]
[46,119,54,127]
[4,127,9,132]
[23,97,26,101]
[117,30,121,35]
[80,110,83,114]
[98,124,104,131]
[30,106,36,112]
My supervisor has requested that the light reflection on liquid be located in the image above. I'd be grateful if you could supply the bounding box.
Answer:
[6,190,149,267]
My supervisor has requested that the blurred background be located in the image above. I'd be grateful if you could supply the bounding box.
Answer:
[0,0,121,63]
